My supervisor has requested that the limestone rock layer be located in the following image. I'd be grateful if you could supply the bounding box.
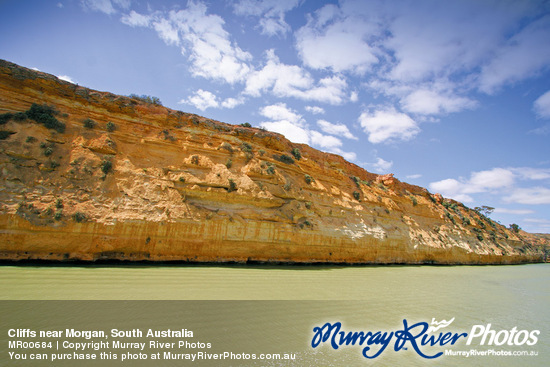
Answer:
[0,59,547,264]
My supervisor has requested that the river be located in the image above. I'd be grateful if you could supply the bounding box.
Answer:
[1,263,548,366]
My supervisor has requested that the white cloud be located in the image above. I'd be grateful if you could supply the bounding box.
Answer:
[511,167,550,181]
[429,178,474,203]
[504,187,550,205]
[429,168,517,202]
[469,168,515,191]
[296,3,378,74]
[317,119,357,140]
[430,166,550,208]
[534,90,550,119]
[493,208,534,215]
[260,103,303,125]
[180,89,219,111]
[258,104,357,161]
[57,75,76,84]
[479,15,550,94]
[359,108,419,144]
[221,97,245,109]
[260,120,310,144]
[309,130,342,149]
[120,3,252,84]
[401,89,477,115]
[406,174,422,179]
[244,50,348,104]
[121,10,151,27]
[305,106,325,115]
[233,0,301,37]
[330,147,357,162]
[372,157,393,173]
[180,90,244,110]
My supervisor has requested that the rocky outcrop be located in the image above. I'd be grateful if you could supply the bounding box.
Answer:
[0,59,547,264]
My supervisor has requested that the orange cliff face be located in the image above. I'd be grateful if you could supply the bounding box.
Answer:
[0,59,548,264]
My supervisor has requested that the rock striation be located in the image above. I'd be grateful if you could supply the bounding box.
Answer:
[0,59,548,264]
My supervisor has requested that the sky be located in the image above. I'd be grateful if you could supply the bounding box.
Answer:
[1,0,550,233]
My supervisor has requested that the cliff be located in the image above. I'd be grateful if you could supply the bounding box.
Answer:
[0,59,548,264]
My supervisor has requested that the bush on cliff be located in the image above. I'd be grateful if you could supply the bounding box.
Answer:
[25,104,65,133]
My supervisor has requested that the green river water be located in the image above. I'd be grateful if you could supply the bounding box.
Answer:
[0,263,548,366]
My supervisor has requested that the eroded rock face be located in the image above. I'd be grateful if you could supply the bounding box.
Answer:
[0,59,547,264]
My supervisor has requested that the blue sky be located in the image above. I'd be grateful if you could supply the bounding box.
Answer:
[1,0,550,233]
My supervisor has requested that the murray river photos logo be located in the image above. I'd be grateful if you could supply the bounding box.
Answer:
[311,318,540,360]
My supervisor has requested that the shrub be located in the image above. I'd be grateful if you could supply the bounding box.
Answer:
[13,112,27,121]
[284,182,291,191]
[128,94,163,106]
[25,104,65,133]
[191,155,199,165]
[54,210,63,221]
[240,122,252,127]
[304,174,314,184]
[228,179,237,192]
[410,196,418,206]
[241,142,253,153]
[49,160,60,169]
[259,149,265,156]
[275,154,294,165]
[25,136,37,143]
[509,223,521,233]
[55,198,63,209]
[291,148,301,160]
[305,202,312,209]
[106,121,116,132]
[178,176,185,183]
[43,146,53,157]
[220,142,233,152]
[226,159,232,169]
[476,234,484,242]
[83,118,96,129]
[353,191,361,200]
[351,176,360,188]
[72,212,86,223]
[266,165,275,175]
[0,113,13,125]
[101,160,112,174]
[0,131,14,140]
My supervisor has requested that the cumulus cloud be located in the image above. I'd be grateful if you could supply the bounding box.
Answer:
[478,15,550,94]
[121,10,151,27]
[295,3,377,74]
[401,89,477,115]
[429,168,518,202]
[534,90,550,119]
[493,208,534,215]
[233,0,301,37]
[430,167,550,208]
[259,104,356,160]
[371,157,393,173]
[245,50,348,104]
[180,90,245,111]
[181,89,219,111]
[504,187,550,205]
[305,106,325,115]
[120,2,252,84]
[317,119,357,140]
[358,108,419,144]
